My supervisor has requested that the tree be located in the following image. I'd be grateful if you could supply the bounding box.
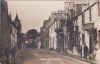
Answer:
[26,29,38,40]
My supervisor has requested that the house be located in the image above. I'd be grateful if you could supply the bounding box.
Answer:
[40,19,50,49]
[47,10,65,50]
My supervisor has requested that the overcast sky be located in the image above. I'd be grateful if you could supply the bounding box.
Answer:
[7,1,65,33]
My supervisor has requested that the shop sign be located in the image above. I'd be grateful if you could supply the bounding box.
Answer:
[55,29,63,32]
[82,23,94,30]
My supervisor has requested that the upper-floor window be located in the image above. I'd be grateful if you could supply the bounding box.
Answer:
[54,22,55,29]
[58,20,59,28]
[51,25,52,33]
[55,21,56,29]
[98,2,100,17]
[71,9,74,18]
[89,8,91,21]
[82,13,85,24]
[82,34,84,44]
[49,27,51,34]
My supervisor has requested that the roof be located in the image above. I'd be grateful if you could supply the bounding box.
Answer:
[15,13,20,23]
[46,11,65,29]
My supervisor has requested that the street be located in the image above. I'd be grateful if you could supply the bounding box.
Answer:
[16,49,90,64]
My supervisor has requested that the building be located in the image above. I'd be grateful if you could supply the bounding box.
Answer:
[47,10,66,51]
[13,13,22,49]
[0,0,13,63]
[10,20,17,49]
[0,0,11,56]
[0,0,1,54]
[40,19,50,49]
[21,33,26,49]
[0,0,22,63]
[64,0,100,59]
[34,36,41,49]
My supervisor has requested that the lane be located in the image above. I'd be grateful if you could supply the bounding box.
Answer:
[16,49,90,64]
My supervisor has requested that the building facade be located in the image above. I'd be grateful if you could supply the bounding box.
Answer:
[47,10,66,50]
[64,0,100,58]
[13,13,22,49]
[43,0,100,59]
[0,0,11,56]
[10,21,17,49]
[40,19,50,49]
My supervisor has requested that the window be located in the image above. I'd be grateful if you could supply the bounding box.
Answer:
[82,13,85,24]
[82,34,84,44]
[98,2,100,17]
[71,9,74,18]
[58,20,59,28]
[55,21,56,29]
[49,27,51,33]
[53,24,54,31]
[51,26,52,33]
[89,8,91,21]
[65,35,67,45]
[56,21,58,28]
[98,30,100,48]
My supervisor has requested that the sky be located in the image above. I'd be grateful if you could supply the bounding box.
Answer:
[7,1,65,33]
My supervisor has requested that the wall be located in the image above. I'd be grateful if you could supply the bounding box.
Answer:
[11,25,17,48]
[91,3,98,22]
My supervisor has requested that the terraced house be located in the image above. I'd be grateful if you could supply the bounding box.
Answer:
[41,0,100,60]
[64,0,100,59]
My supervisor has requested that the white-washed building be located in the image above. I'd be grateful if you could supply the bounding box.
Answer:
[48,10,65,50]
[72,1,100,59]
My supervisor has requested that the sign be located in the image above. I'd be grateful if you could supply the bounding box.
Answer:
[82,23,94,30]
[55,29,63,32]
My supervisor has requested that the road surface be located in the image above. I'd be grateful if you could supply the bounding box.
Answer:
[16,49,91,64]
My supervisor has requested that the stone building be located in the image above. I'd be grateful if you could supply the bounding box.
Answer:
[0,1,22,63]
[13,13,22,49]
[0,0,13,63]
[10,18,17,49]
[0,0,1,54]
[0,0,11,56]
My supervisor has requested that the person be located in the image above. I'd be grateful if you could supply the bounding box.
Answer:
[79,45,82,58]
[4,46,10,64]
[84,44,88,58]
[10,46,16,64]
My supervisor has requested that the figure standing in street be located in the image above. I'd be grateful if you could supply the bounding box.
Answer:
[10,46,16,64]
[84,44,88,58]
[79,45,82,58]
[4,46,10,64]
